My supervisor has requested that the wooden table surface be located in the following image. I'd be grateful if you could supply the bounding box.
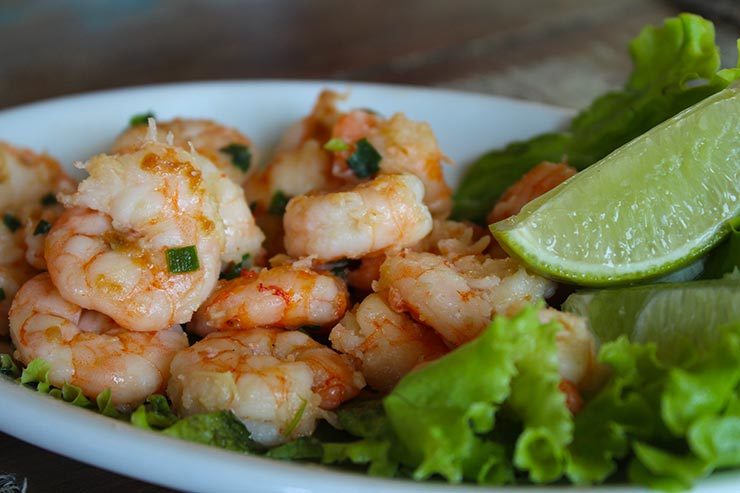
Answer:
[0,1,736,491]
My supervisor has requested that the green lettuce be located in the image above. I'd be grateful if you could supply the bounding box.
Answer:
[453,14,740,224]
[567,322,740,490]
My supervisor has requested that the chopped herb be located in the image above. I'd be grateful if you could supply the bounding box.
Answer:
[347,139,381,178]
[129,112,155,127]
[166,245,200,274]
[268,190,291,216]
[324,138,349,152]
[221,253,252,280]
[0,287,5,302]
[41,193,58,206]
[328,258,361,279]
[3,213,20,232]
[285,399,308,436]
[220,143,252,172]
[33,220,51,236]
[0,353,19,377]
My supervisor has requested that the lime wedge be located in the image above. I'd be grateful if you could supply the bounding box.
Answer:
[563,274,740,364]
[491,83,740,286]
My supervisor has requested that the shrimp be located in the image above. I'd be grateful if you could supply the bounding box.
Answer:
[167,328,365,446]
[329,112,453,217]
[413,219,491,259]
[9,273,188,409]
[112,118,258,185]
[0,142,75,335]
[189,264,349,337]
[540,308,609,396]
[275,89,345,152]
[488,161,576,224]
[345,255,386,293]
[283,174,433,261]
[330,293,448,392]
[46,141,225,332]
[376,250,555,346]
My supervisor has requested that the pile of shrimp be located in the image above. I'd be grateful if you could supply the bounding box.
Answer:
[0,91,603,445]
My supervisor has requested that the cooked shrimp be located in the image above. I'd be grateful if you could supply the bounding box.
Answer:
[244,140,339,211]
[9,273,188,409]
[284,174,433,261]
[112,118,258,184]
[376,250,555,346]
[46,142,225,332]
[414,219,491,259]
[539,308,609,395]
[488,161,576,224]
[0,227,36,337]
[345,255,385,293]
[330,293,448,392]
[189,264,349,337]
[276,89,345,152]
[167,328,365,446]
[0,141,72,212]
[329,112,453,216]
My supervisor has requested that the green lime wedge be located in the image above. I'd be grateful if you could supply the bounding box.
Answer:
[563,274,740,364]
[491,83,740,286]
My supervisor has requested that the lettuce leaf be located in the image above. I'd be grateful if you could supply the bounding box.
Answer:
[384,305,568,484]
[566,322,740,490]
[452,14,740,224]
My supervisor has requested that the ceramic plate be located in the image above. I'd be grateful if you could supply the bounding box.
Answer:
[0,81,735,493]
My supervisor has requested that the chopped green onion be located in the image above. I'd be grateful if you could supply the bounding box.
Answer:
[129,111,155,127]
[220,143,252,172]
[3,213,20,232]
[41,192,58,206]
[0,287,5,302]
[324,138,349,152]
[166,245,200,274]
[221,253,252,280]
[284,399,308,435]
[347,138,381,178]
[268,190,291,216]
[33,219,51,236]
[0,353,19,377]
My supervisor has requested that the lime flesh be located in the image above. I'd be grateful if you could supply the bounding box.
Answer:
[491,83,740,286]
[563,275,740,364]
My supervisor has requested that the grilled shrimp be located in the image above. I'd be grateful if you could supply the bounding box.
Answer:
[0,142,75,335]
[488,161,576,224]
[329,111,453,216]
[330,293,448,392]
[284,174,433,261]
[167,328,365,446]
[112,118,258,185]
[9,273,188,409]
[376,250,555,346]
[189,264,349,337]
[46,142,225,332]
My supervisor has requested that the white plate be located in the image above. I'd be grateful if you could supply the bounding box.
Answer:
[0,81,734,493]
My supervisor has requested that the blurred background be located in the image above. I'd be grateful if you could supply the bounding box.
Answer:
[1,0,738,111]
[0,0,738,491]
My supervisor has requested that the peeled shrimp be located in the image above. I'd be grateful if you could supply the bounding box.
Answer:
[488,161,576,224]
[276,89,345,152]
[540,308,609,395]
[330,293,448,392]
[376,250,555,346]
[9,273,188,408]
[284,173,433,261]
[0,142,75,335]
[46,142,225,332]
[414,219,491,259]
[112,118,258,185]
[329,112,453,216]
[189,264,349,337]
[167,328,365,446]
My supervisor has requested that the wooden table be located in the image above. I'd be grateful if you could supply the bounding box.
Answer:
[0,1,736,491]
